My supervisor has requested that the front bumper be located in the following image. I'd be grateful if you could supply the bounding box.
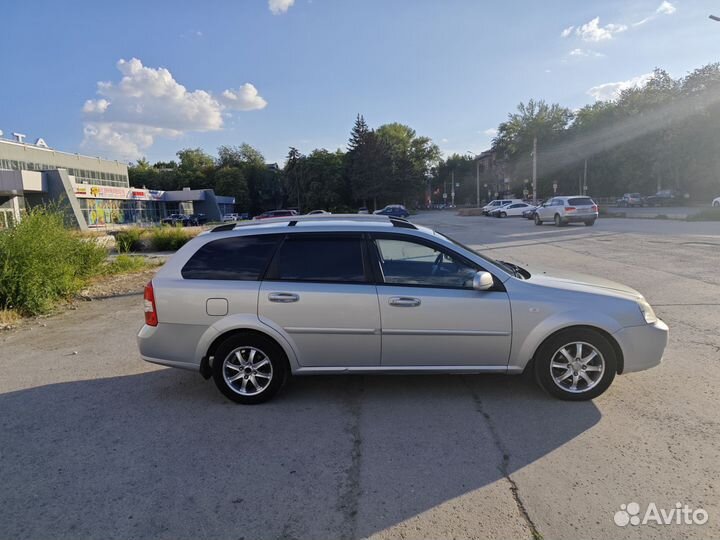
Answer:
[613,319,669,373]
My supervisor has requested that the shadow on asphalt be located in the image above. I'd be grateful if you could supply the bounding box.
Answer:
[0,369,600,539]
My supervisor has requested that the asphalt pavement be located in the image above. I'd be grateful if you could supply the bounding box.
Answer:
[1,211,718,540]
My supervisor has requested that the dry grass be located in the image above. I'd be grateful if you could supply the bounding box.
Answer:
[0,309,21,329]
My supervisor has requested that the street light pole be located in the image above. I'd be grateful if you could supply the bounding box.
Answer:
[451,169,455,206]
[476,159,480,207]
[532,136,538,205]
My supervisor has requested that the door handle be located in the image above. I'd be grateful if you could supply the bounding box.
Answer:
[389,296,421,307]
[268,292,299,303]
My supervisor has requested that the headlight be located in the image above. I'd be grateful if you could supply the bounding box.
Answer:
[638,299,657,324]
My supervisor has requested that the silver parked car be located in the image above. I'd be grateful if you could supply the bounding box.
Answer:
[138,214,667,404]
[534,196,598,226]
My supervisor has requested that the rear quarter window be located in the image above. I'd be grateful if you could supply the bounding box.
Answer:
[181,235,280,280]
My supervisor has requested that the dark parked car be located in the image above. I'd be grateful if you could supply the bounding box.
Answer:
[644,190,679,207]
[254,210,298,220]
[188,214,208,226]
[374,204,410,218]
[161,214,190,226]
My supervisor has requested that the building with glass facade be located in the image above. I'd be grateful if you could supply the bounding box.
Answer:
[0,136,234,230]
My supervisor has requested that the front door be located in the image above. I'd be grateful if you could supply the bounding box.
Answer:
[370,234,512,367]
[258,233,381,368]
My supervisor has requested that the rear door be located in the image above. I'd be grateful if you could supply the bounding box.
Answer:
[370,233,512,367]
[258,233,381,367]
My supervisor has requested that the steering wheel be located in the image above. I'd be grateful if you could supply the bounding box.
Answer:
[431,252,444,276]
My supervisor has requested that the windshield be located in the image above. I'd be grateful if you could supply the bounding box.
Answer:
[435,231,527,278]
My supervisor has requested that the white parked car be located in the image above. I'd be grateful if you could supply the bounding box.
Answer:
[713,196,720,207]
[534,196,598,227]
[482,199,523,215]
[489,202,535,218]
[222,213,240,222]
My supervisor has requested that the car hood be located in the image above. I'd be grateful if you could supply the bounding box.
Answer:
[525,268,643,299]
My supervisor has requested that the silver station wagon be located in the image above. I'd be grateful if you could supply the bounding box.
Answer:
[138,215,668,404]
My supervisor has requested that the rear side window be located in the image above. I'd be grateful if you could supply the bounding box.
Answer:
[267,236,366,283]
[182,235,279,280]
[568,197,594,206]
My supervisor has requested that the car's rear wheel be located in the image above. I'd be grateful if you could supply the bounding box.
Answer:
[585,219,596,226]
[534,214,542,225]
[554,214,564,227]
[212,334,287,404]
[534,328,616,401]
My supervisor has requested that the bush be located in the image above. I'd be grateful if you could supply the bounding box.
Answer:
[687,207,720,221]
[115,228,145,253]
[149,227,193,251]
[0,209,107,315]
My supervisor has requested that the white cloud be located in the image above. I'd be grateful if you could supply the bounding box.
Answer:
[220,84,268,111]
[560,25,574,38]
[81,58,267,159]
[569,48,605,57]
[587,72,653,101]
[269,0,294,15]
[483,128,498,137]
[575,16,627,42]
[656,1,676,15]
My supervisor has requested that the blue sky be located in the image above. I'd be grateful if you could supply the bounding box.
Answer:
[1,0,717,165]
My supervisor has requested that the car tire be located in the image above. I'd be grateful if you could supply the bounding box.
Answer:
[713,202,719,208]
[534,328,617,401]
[554,214,564,227]
[585,219,596,226]
[212,333,288,404]
[500,212,507,218]
[534,214,542,226]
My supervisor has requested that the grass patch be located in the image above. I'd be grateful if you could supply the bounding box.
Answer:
[0,208,107,315]
[102,254,156,275]
[687,207,720,221]
[149,226,193,251]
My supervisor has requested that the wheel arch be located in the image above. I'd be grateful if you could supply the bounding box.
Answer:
[196,317,300,378]
[523,324,625,375]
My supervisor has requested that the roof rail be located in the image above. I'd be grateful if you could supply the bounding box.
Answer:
[210,213,418,232]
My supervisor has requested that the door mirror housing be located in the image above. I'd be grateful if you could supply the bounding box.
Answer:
[473,271,494,291]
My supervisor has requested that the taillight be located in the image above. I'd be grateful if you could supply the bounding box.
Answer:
[144,281,158,327]
[564,206,576,212]
[591,205,598,212]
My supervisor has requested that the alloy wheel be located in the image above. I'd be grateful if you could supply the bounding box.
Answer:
[549,341,605,393]
[222,347,273,396]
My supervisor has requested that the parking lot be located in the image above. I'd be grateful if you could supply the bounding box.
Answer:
[1,211,719,540]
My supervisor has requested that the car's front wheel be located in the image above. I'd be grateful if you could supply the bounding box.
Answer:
[499,211,507,218]
[534,328,617,400]
[212,333,288,404]
[534,214,542,225]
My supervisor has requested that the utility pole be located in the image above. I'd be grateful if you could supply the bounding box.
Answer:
[583,158,588,194]
[532,136,537,205]
[476,159,480,207]
[451,169,456,206]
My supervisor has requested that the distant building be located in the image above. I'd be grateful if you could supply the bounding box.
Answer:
[0,135,234,229]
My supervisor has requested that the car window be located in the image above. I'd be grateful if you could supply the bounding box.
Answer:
[181,235,280,280]
[268,235,366,283]
[568,197,594,206]
[374,238,478,289]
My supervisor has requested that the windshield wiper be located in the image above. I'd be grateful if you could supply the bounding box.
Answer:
[499,260,529,279]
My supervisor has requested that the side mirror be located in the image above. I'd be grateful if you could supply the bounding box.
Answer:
[473,271,494,291]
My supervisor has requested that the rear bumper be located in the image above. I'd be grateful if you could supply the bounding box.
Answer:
[563,213,598,222]
[137,323,205,371]
[613,319,669,373]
